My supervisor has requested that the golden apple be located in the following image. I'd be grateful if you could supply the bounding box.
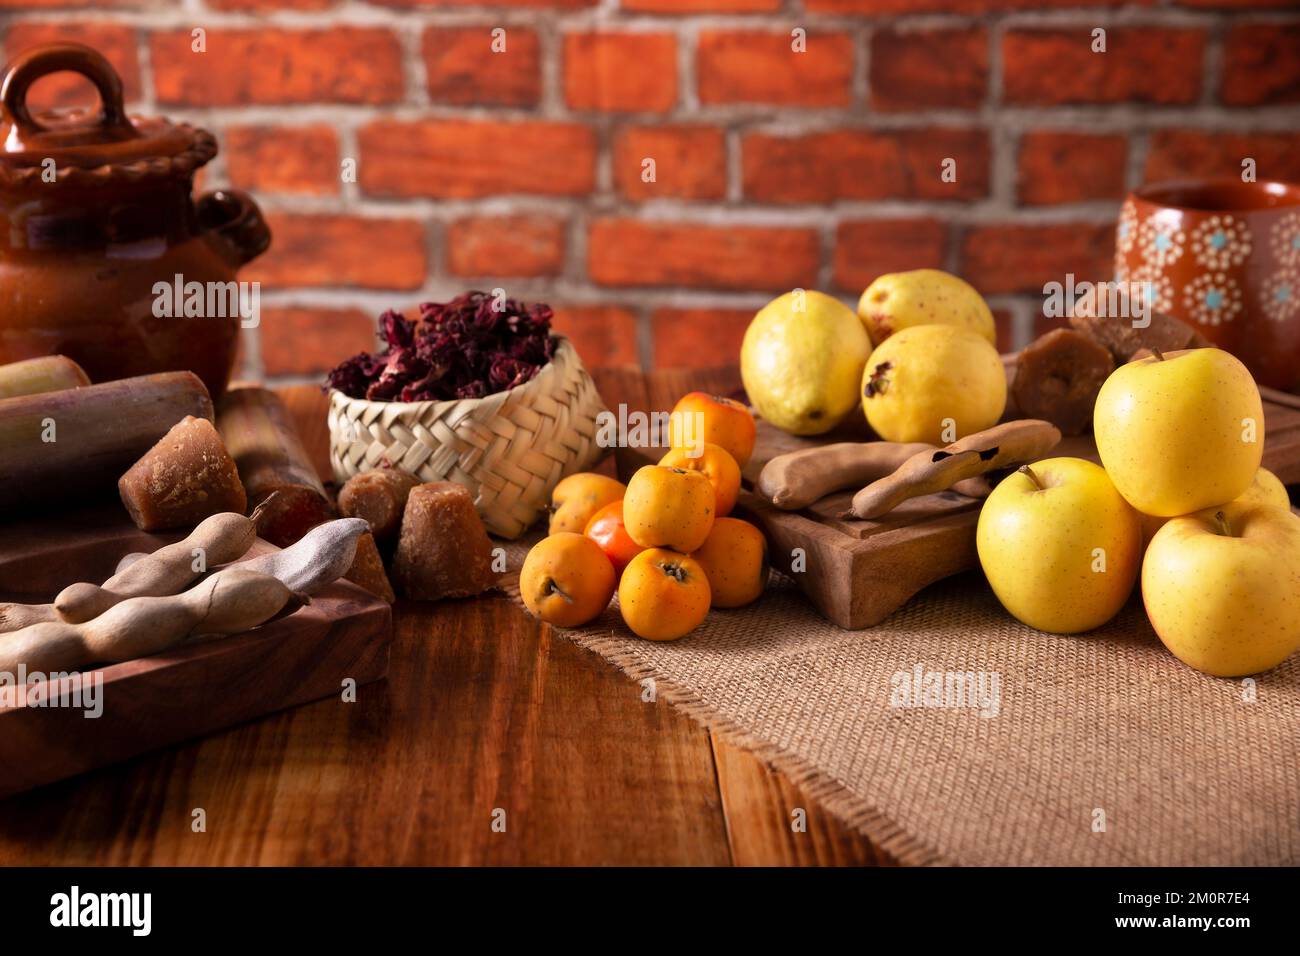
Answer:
[1094,348,1264,517]
[1139,466,1290,546]
[1143,502,1300,676]
[861,324,1006,445]
[976,457,1142,634]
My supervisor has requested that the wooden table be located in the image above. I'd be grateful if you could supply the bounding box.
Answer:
[0,367,887,866]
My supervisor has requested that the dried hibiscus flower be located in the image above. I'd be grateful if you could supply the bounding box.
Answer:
[325,291,557,403]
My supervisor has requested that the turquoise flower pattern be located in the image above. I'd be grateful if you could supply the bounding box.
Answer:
[1137,219,1185,268]
[1190,214,1251,270]
[1270,212,1300,268]
[1131,266,1173,313]
[1182,272,1242,326]
[1262,269,1299,324]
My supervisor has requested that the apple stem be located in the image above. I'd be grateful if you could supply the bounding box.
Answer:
[1019,464,1044,491]
[1150,347,1166,361]
[1214,510,1231,537]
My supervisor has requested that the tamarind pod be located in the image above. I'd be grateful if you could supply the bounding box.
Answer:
[0,355,91,400]
[757,441,933,510]
[114,553,148,575]
[846,420,1062,520]
[0,569,301,675]
[0,602,58,633]
[232,517,369,595]
[53,511,261,624]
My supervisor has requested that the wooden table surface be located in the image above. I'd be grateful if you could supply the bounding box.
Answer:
[0,366,888,866]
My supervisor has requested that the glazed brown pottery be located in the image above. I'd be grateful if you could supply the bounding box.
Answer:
[0,43,269,399]
[1117,178,1300,391]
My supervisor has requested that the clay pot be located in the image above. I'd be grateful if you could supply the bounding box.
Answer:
[1116,178,1300,391]
[0,43,269,399]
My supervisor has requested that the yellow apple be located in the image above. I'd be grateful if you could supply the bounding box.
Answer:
[976,457,1142,634]
[1093,348,1264,517]
[861,324,1006,445]
[1139,466,1291,546]
[1143,502,1300,676]
[1240,466,1290,510]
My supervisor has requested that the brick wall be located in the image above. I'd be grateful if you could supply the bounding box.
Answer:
[3,1,1299,381]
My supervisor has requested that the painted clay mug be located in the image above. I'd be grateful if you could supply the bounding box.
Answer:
[0,43,269,399]
[1116,178,1300,391]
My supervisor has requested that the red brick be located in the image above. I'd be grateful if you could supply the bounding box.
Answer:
[0,0,147,6]
[807,0,1150,10]
[447,216,566,278]
[3,23,140,112]
[551,306,640,367]
[564,32,677,113]
[698,30,853,107]
[742,129,989,203]
[248,215,427,290]
[1145,130,1300,184]
[151,28,403,106]
[624,0,779,10]
[1222,24,1300,105]
[588,219,819,291]
[423,26,540,107]
[260,307,377,377]
[1017,132,1127,205]
[613,126,727,201]
[652,308,754,369]
[225,126,340,196]
[1175,0,1292,7]
[369,0,593,6]
[208,0,337,8]
[1003,28,1203,105]
[832,219,947,292]
[959,223,1114,295]
[870,27,987,111]
[358,120,596,198]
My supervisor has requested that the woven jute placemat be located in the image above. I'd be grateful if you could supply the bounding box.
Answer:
[504,540,1300,866]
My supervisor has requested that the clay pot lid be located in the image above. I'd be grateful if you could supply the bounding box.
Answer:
[0,43,216,188]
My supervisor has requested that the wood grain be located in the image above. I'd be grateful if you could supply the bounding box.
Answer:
[0,370,886,867]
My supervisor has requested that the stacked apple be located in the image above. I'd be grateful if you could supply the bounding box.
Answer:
[978,347,1299,677]
[520,393,771,641]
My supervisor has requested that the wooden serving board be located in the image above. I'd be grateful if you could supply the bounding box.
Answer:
[0,506,393,798]
[622,383,1300,631]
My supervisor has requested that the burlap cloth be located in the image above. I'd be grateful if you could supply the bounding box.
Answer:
[504,539,1300,866]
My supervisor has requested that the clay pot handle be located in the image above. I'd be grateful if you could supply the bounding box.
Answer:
[197,190,272,267]
[1,43,134,138]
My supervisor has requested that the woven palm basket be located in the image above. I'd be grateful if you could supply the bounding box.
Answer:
[328,337,608,539]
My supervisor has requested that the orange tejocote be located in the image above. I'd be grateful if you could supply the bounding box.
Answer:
[691,517,769,609]
[520,532,616,628]
[618,549,711,641]
[669,392,757,468]
[659,442,741,517]
[622,465,716,553]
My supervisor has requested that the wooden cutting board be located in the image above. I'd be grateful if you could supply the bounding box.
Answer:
[0,505,392,798]
[622,384,1300,631]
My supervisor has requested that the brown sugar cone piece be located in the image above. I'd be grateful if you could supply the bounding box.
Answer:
[344,532,395,604]
[118,416,247,531]
[1012,328,1115,436]
[1069,285,1210,363]
[337,468,420,546]
[392,482,500,601]
[846,419,1062,520]
[215,387,333,547]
